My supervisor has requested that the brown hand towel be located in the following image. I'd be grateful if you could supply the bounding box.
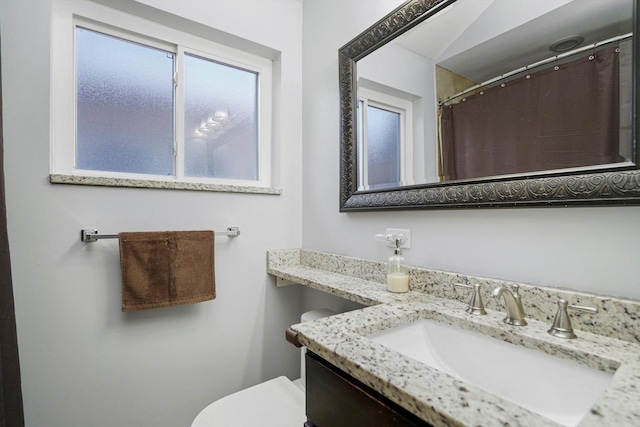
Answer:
[119,230,215,312]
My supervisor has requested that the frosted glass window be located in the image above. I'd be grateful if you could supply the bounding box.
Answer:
[367,105,401,186]
[58,12,272,189]
[184,54,258,180]
[76,27,175,175]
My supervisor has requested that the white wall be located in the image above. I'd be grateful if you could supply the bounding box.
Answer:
[3,0,640,425]
[1,1,304,426]
[302,0,640,301]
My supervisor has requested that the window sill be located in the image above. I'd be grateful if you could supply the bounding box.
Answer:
[50,174,282,195]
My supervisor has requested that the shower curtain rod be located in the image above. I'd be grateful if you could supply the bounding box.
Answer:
[439,32,632,106]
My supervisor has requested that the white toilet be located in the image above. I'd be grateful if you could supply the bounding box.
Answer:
[191,309,336,427]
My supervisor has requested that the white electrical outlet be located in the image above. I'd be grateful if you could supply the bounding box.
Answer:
[385,228,411,249]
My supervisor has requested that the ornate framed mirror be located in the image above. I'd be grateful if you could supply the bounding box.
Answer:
[339,0,640,210]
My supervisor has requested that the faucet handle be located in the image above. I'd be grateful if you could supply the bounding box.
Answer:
[548,299,598,339]
[454,283,487,315]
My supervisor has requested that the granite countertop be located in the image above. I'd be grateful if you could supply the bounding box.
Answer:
[268,249,640,427]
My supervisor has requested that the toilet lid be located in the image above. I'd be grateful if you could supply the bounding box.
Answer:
[191,376,306,427]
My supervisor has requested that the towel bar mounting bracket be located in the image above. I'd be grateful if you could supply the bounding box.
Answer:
[81,229,117,242]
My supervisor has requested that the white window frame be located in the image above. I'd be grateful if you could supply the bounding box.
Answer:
[357,87,413,190]
[51,0,273,190]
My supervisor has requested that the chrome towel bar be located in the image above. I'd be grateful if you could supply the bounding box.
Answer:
[81,227,240,242]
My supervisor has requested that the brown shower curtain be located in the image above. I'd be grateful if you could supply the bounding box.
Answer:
[441,45,622,181]
[0,40,25,426]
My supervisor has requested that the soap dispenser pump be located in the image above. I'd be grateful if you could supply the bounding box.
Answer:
[387,238,409,293]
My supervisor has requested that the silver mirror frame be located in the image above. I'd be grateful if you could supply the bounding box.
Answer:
[339,0,640,211]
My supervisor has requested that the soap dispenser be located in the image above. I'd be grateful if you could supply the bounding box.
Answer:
[387,238,409,293]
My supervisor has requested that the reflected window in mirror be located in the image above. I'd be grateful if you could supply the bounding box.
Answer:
[357,86,413,190]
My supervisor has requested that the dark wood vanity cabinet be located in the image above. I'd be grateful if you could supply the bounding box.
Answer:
[305,351,432,427]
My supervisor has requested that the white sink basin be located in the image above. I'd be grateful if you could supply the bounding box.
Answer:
[368,319,613,426]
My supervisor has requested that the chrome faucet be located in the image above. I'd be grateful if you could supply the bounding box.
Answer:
[491,284,527,326]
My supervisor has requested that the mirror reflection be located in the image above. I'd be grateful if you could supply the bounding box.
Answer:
[356,0,634,191]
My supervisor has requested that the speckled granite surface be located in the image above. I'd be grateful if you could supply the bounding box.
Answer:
[267,249,640,426]
[269,249,640,344]
[50,174,282,194]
